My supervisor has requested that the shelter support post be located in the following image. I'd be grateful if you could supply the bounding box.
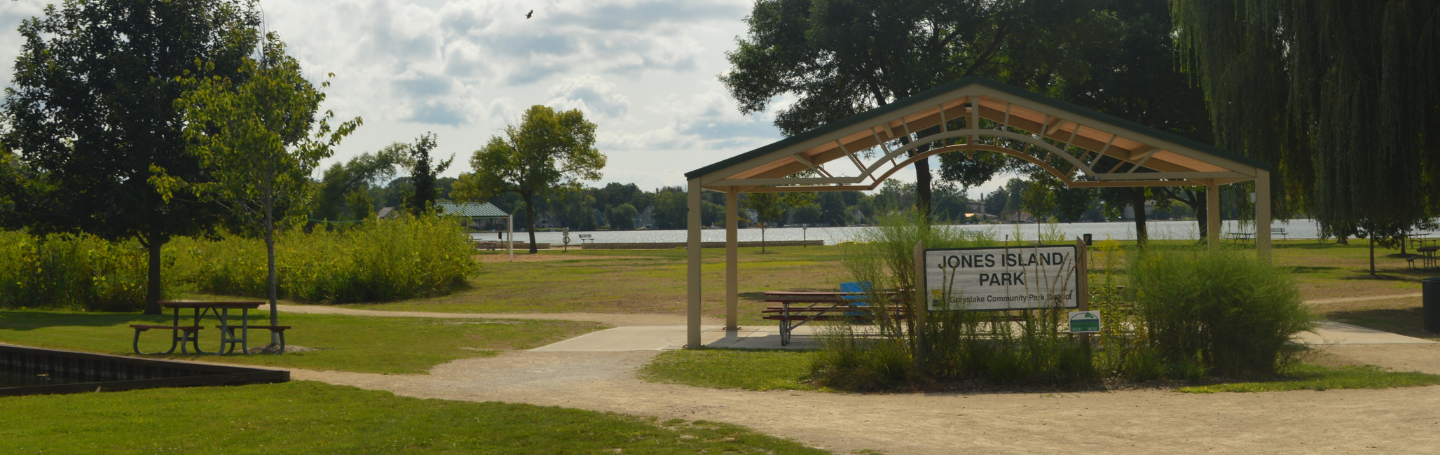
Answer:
[687,179,703,348]
[726,189,739,330]
[508,215,514,262]
[1256,171,1272,262]
[1206,181,1221,249]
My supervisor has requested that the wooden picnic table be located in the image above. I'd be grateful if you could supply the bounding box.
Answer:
[1419,246,1440,269]
[130,301,264,355]
[763,291,908,346]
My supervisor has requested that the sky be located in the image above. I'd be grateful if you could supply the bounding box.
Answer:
[0,0,1011,196]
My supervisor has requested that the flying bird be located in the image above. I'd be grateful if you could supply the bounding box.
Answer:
[526,10,533,19]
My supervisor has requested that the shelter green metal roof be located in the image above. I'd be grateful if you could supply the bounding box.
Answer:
[436,201,509,219]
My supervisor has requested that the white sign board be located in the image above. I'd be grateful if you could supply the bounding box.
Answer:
[923,245,1080,311]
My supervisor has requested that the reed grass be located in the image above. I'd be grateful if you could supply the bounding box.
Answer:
[0,214,479,310]
[0,231,179,311]
[173,214,479,303]
[810,211,1314,391]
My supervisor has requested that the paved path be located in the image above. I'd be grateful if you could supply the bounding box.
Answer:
[1305,293,1422,305]
[275,304,720,327]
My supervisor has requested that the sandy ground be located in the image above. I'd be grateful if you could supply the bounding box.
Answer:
[279,294,1440,454]
[294,348,1440,455]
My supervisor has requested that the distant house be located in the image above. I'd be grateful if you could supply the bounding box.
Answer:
[637,206,656,229]
[376,207,399,221]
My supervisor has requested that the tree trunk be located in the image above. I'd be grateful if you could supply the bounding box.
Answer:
[523,193,539,253]
[265,203,280,346]
[1132,188,1148,248]
[142,235,164,315]
[1193,190,1208,241]
[1369,233,1376,277]
[915,157,932,221]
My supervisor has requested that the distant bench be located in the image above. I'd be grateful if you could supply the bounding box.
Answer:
[578,233,594,245]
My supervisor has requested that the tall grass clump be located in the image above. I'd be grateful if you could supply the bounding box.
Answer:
[174,214,478,303]
[0,231,179,311]
[1128,247,1314,378]
[813,210,1098,390]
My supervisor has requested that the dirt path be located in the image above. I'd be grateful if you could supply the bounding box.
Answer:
[275,304,721,327]
[1304,293,1422,305]
[280,292,1440,453]
[294,349,1440,454]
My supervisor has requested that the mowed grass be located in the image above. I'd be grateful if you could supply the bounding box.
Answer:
[1178,364,1440,393]
[638,349,819,391]
[640,349,1440,394]
[0,381,829,454]
[326,240,1440,323]
[0,310,603,374]
[339,245,852,325]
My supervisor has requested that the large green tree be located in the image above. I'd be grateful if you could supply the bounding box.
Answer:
[2,0,259,314]
[1174,0,1440,273]
[452,105,606,253]
[155,35,360,347]
[403,132,453,216]
[724,0,1108,219]
[312,145,407,225]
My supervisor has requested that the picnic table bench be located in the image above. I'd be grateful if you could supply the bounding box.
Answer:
[130,301,283,355]
[474,240,503,251]
[763,291,908,346]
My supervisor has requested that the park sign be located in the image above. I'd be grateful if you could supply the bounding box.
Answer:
[923,245,1080,311]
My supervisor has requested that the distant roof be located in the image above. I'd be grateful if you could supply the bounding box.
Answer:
[436,201,509,219]
[377,207,397,220]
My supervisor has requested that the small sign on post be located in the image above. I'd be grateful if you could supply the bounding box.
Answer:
[1068,311,1101,333]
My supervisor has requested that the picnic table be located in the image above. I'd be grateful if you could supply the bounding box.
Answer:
[130,301,281,355]
[762,291,908,346]
[1227,232,1255,243]
[1419,246,1439,269]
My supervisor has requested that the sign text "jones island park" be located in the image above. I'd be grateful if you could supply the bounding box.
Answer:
[923,245,1080,311]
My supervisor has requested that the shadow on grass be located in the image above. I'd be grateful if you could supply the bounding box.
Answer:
[0,311,165,332]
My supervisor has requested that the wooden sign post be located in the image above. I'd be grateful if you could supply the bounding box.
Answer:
[913,240,926,372]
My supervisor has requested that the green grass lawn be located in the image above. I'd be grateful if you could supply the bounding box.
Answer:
[311,240,1440,322]
[639,349,820,391]
[1178,364,1440,393]
[640,348,1440,394]
[333,245,853,325]
[0,381,829,454]
[0,310,603,374]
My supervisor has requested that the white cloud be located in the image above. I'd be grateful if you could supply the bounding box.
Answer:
[546,75,630,118]
[0,0,782,191]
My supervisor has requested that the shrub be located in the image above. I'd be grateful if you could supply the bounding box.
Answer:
[0,231,180,311]
[173,214,479,303]
[1127,247,1314,377]
[812,211,1102,390]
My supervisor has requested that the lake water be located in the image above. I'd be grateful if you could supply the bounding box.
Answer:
[472,219,1340,246]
